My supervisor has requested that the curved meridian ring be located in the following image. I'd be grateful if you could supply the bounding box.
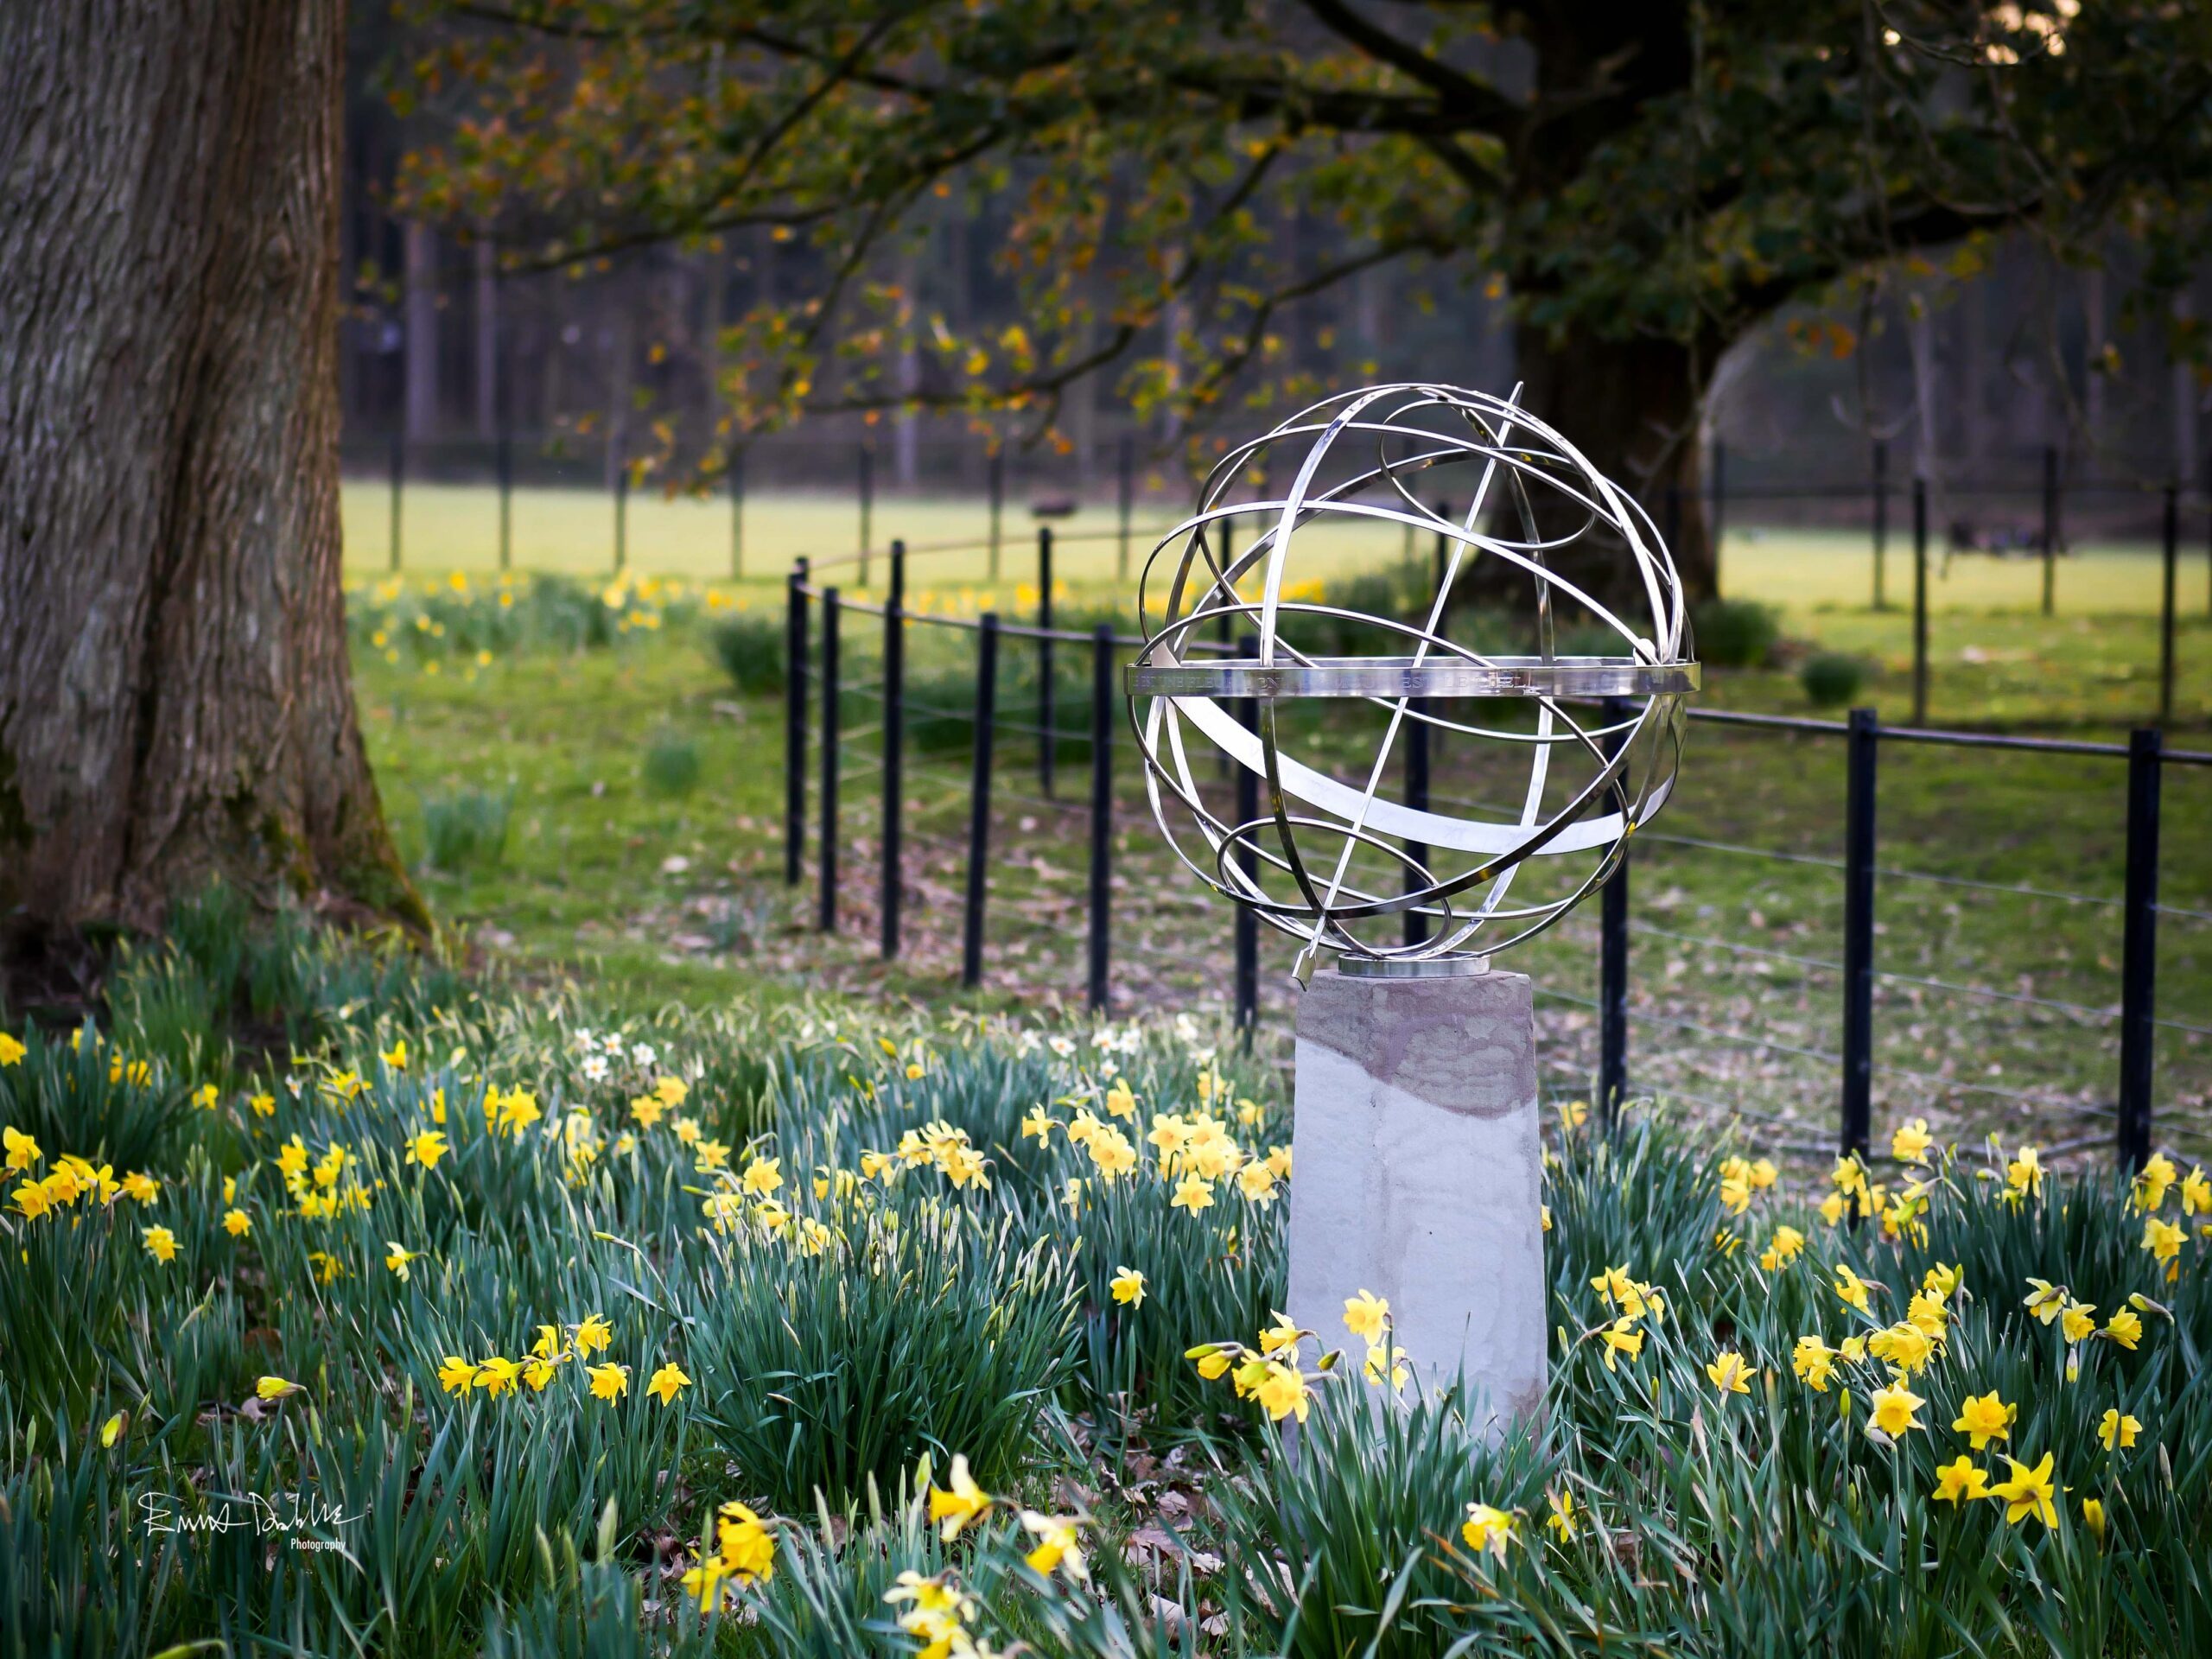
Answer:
[1123,382,1700,980]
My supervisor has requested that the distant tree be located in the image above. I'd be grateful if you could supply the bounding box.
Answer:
[0,3,422,962]
[396,1,2212,601]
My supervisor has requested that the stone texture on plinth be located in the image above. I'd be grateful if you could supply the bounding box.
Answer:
[1285,967,1547,1433]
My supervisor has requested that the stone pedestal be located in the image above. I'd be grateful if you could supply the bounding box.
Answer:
[1284,967,1547,1433]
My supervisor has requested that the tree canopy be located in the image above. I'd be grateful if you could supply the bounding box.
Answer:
[391,0,2212,591]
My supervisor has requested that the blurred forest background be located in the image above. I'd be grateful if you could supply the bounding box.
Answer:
[339,7,2208,528]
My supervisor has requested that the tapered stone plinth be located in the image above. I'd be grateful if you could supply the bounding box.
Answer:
[1284,966,1547,1433]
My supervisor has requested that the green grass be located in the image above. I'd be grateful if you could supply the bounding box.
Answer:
[3,906,2209,1656]
[345,545,2212,1170]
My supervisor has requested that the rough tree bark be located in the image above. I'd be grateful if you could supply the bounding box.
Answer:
[1465,322,1717,617]
[0,1,423,954]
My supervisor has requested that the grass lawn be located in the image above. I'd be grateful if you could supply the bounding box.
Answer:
[347,533,2212,1173]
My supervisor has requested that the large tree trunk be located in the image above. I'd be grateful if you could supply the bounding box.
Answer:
[0,1,423,950]
[1480,321,1719,613]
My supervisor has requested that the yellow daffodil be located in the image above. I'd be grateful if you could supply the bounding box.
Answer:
[1020,1110,1056,1146]
[256,1376,301,1402]
[927,1453,994,1540]
[1931,1456,1991,1504]
[2061,1300,2098,1344]
[1891,1118,1934,1164]
[222,1208,251,1236]
[1021,1510,1088,1580]
[712,1501,774,1585]
[1792,1335,1838,1392]
[1600,1319,1644,1371]
[476,1357,521,1398]
[1103,1077,1139,1120]
[1951,1391,2015,1451]
[1834,1265,1875,1313]
[586,1363,629,1402]
[143,1225,178,1264]
[249,1092,275,1117]
[574,1314,613,1356]
[1109,1267,1146,1306]
[647,1362,691,1405]
[1460,1502,1516,1560]
[1867,1382,1924,1438]
[1707,1351,1754,1396]
[2181,1166,2211,1217]
[2005,1146,2043,1197]
[1868,1322,1935,1377]
[1236,1162,1279,1204]
[1255,1360,1311,1422]
[741,1156,781,1197]
[385,1243,420,1279]
[2142,1215,2184,1265]
[0,1033,23,1067]
[1759,1225,1806,1273]
[1988,1451,2057,1526]
[1343,1289,1389,1344]
[406,1129,448,1170]
[2098,1408,2141,1451]
[2023,1278,2069,1324]
[2082,1497,2106,1541]
[4,1125,41,1170]
[521,1356,560,1391]
[1546,1488,1576,1541]
[437,1357,480,1395]
[1170,1175,1214,1214]
[2132,1152,2177,1212]
[2101,1309,2142,1350]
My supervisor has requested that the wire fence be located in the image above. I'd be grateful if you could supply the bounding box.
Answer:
[780,526,2211,1173]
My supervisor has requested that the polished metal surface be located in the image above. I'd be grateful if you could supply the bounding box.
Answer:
[1128,655,1701,700]
[1126,381,1700,982]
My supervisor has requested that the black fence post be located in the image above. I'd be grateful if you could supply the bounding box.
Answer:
[1433,499,1452,620]
[857,442,874,589]
[987,449,1004,582]
[881,541,906,960]
[818,588,841,931]
[1598,696,1631,1128]
[2041,445,2060,617]
[1403,705,1432,949]
[729,447,745,581]
[1870,439,1888,611]
[495,392,513,574]
[1039,525,1056,798]
[1235,633,1260,1043]
[2118,728,2162,1173]
[1116,434,1135,582]
[1911,479,1929,725]
[785,560,809,886]
[613,444,629,575]
[1088,624,1114,1013]
[2158,485,2178,727]
[1840,708,1878,1166]
[1214,518,1235,779]
[962,615,1001,988]
[388,428,404,574]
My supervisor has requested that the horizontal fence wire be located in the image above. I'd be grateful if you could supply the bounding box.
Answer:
[785,533,2203,1167]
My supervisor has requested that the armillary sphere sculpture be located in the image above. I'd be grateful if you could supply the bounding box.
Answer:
[1126,383,1700,984]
